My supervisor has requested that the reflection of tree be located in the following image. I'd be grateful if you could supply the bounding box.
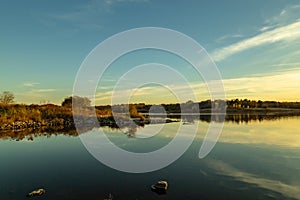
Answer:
[197,113,300,123]
[112,104,144,119]
[182,115,198,124]
[0,118,144,141]
[0,127,78,141]
[125,124,138,137]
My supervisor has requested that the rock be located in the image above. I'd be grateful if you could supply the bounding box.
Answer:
[104,193,113,200]
[151,180,168,194]
[26,188,45,197]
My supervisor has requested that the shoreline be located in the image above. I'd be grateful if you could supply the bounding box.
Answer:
[1,108,300,132]
[1,110,299,141]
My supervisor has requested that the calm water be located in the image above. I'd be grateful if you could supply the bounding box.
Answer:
[1,116,300,199]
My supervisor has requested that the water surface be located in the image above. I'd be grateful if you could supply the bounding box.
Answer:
[1,116,300,199]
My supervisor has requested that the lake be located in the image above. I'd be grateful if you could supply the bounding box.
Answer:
[1,116,300,199]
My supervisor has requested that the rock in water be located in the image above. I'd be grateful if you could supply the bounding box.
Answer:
[151,180,168,194]
[26,188,45,197]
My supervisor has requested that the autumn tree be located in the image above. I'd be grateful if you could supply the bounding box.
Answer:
[129,104,139,117]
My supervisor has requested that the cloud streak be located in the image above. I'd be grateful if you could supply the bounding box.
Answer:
[95,84,184,104]
[212,20,300,62]
[22,82,40,87]
[222,69,300,100]
[31,89,57,93]
[94,69,300,104]
[48,0,150,30]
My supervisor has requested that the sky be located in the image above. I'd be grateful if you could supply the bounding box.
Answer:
[1,0,300,105]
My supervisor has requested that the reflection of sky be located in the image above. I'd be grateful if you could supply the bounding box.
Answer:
[206,159,300,200]
[201,117,300,200]
[99,117,300,150]
[125,116,300,199]
[215,117,300,148]
[128,116,300,148]
[104,116,300,199]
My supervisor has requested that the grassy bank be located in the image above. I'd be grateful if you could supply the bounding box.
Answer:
[0,103,73,129]
[0,102,143,131]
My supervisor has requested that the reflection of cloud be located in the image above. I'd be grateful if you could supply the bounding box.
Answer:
[206,159,300,199]
[212,20,300,62]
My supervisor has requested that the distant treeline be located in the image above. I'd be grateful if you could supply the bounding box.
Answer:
[226,99,300,109]
[102,99,300,114]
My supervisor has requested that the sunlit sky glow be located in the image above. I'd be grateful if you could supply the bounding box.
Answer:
[1,0,300,105]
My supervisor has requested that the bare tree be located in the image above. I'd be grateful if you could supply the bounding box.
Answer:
[0,91,15,104]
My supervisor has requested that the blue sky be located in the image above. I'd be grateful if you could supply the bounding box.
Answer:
[1,0,300,104]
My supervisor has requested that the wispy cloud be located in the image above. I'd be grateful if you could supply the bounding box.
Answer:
[22,82,40,87]
[186,69,300,101]
[206,159,300,199]
[16,88,63,104]
[95,85,178,104]
[31,89,57,93]
[263,4,300,28]
[104,0,149,5]
[48,1,105,31]
[212,20,300,62]
[94,81,201,104]
[93,68,300,104]
[47,0,149,30]
[97,85,114,91]
[222,69,300,101]
[266,62,300,68]
[212,4,300,62]
[215,34,244,43]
